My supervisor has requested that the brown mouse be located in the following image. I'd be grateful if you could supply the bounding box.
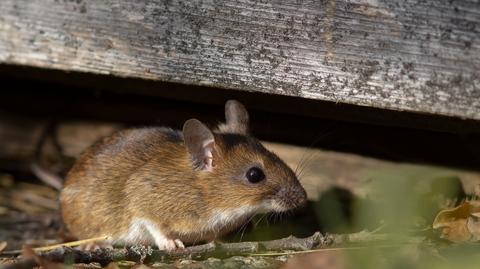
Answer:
[60,100,307,250]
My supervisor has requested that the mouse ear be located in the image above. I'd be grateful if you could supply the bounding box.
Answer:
[217,100,249,134]
[183,119,216,171]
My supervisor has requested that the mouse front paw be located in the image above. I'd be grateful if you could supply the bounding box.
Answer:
[155,238,185,251]
[174,239,185,249]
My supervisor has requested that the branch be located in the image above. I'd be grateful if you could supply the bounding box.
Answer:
[1,231,390,269]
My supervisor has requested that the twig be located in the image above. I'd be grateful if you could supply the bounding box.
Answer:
[0,242,7,254]
[0,231,396,268]
[3,236,109,255]
[250,244,408,256]
[30,164,63,191]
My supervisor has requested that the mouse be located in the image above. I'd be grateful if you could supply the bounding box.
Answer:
[60,100,307,251]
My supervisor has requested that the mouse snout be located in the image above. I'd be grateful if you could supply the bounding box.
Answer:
[275,184,307,211]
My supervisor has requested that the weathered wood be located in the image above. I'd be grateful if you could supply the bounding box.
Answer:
[0,0,478,119]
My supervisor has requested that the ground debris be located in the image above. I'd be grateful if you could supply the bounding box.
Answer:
[0,175,61,252]
[0,231,396,269]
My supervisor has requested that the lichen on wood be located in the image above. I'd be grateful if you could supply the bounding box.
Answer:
[0,0,478,119]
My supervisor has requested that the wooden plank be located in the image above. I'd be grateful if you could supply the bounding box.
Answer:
[0,0,479,120]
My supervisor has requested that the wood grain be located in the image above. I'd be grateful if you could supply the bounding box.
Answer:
[0,0,478,119]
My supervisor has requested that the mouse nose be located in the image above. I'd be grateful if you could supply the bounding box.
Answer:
[277,184,307,209]
[296,186,308,207]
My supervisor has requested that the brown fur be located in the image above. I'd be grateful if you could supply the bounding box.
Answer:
[61,106,306,246]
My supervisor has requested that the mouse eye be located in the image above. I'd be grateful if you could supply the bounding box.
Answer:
[246,167,265,183]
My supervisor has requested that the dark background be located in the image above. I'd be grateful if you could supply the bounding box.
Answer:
[1,64,480,171]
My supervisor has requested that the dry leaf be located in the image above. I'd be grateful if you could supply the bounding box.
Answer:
[432,201,480,242]
[466,215,480,241]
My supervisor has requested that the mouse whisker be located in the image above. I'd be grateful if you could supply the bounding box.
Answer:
[253,214,266,227]
[295,151,319,180]
[236,213,256,242]
[294,129,335,175]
